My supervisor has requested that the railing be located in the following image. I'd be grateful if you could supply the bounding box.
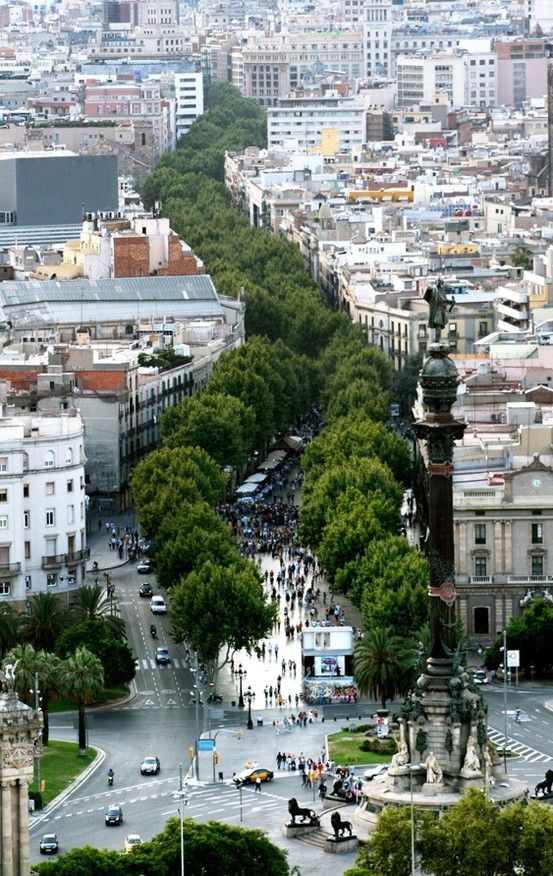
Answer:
[41,554,65,569]
[0,562,21,576]
[507,576,553,585]
[469,576,493,584]
[66,547,90,565]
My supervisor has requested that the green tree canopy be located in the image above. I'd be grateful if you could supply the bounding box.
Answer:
[325,377,390,424]
[160,391,256,468]
[131,446,226,540]
[22,592,68,651]
[207,363,275,452]
[485,597,553,674]
[0,603,19,657]
[345,802,415,876]
[150,502,239,590]
[62,646,104,754]
[56,620,136,688]
[354,627,415,708]
[170,560,275,674]
[301,459,402,550]
[302,415,412,485]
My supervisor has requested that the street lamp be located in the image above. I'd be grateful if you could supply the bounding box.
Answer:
[406,763,423,876]
[235,663,245,708]
[30,672,42,794]
[172,768,204,876]
[245,685,255,730]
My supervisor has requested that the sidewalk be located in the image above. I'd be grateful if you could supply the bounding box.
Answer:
[85,508,137,574]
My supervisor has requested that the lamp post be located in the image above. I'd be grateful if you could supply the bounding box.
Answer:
[236,663,245,709]
[245,686,255,730]
[407,764,422,876]
[172,769,203,876]
[30,672,42,793]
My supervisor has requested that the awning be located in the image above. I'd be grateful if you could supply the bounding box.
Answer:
[245,472,267,484]
[235,482,258,496]
[283,435,304,452]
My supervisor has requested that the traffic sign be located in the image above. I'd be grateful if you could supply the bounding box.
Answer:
[197,739,215,752]
[507,650,520,668]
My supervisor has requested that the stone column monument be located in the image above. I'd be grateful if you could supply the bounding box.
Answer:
[355,288,527,829]
[0,663,43,876]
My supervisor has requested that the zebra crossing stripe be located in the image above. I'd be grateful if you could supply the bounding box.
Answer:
[487,727,552,763]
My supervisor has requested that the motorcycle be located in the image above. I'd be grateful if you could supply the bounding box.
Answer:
[107,770,114,787]
[150,625,157,639]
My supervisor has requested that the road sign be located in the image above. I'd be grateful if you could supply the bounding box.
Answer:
[197,739,215,752]
[507,649,520,668]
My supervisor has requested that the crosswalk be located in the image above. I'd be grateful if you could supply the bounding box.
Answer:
[487,727,552,763]
[138,657,189,670]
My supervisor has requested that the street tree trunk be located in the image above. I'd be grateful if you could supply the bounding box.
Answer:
[78,704,87,756]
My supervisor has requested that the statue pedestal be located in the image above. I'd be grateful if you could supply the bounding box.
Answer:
[325,836,358,854]
[422,782,444,797]
[282,823,319,838]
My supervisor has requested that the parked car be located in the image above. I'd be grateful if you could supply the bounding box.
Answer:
[140,756,161,775]
[473,669,489,685]
[363,764,389,781]
[105,804,123,826]
[137,560,151,574]
[150,595,167,615]
[155,647,170,665]
[124,834,142,853]
[39,834,59,854]
[232,766,274,786]
[139,582,153,598]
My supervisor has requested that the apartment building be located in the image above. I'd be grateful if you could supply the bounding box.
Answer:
[496,39,548,109]
[342,0,392,77]
[267,92,366,153]
[396,53,465,109]
[0,400,88,608]
[174,70,204,143]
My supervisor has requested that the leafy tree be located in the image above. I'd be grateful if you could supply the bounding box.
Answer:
[0,603,19,657]
[325,378,390,424]
[72,584,125,639]
[345,804,415,876]
[394,352,423,417]
[4,644,62,744]
[36,818,290,876]
[302,415,412,486]
[170,560,275,678]
[207,362,275,452]
[56,621,135,688]
[354,627,415,708]
[151,502,239,590]
[301,459,402,550]
[160,391,256,468]
[22,592,68,651]
[484,597,553,674]
[317,492,395,586]
[61,646,104,755]
[510,242,533,271]
[131,446,226,540]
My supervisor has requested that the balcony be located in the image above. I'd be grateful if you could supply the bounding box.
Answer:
[469,575,493,584]
[41,554,65,570]
[66,547,90,566]
[0,562,21,577]
[507,576,553,586]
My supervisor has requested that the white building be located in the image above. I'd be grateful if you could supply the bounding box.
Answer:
[362,0,392,78]
[463,52,497,109]
[526,0,553,33]
[174,71,204,145]
[396,53,465,109]
[0,401,88,608]
[267,93,366,153]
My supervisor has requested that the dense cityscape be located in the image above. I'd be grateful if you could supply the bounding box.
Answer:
[0,0,552,873]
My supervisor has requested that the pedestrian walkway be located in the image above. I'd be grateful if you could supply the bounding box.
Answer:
[85,509,137,573]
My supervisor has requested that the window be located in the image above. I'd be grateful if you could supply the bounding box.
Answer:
[531,555,544,576]
[0,457,7,472]
[0,490,6,502]
[46,573,57,587]
[473,606,489,635]
[479,321,488,338]
[66,448,73,465]
[67,505,75,525]
[474,556,487,577]
[45,509,55,527]
[22,453,28,472]
[45,451,55,468]
[24,511,30,528]
[0,517,7,529]
[45,482,55,496]
[474,523,486,545]
[67,479,73,493]
[23,484,29,498]
[25,575,31,591]
[0,582,11,597]
[24,541,31,559]
[531,522,543,544]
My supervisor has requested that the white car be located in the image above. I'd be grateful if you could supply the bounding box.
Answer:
[150,595,167,615]
[473,669,489,685]
[363,763,389,781]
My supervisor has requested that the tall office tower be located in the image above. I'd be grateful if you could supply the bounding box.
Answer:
[346,0,392,78]
[138,0,179,25]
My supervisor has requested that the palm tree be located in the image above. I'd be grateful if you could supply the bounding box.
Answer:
[23,592,67,651]
[0,603,20,657]
[4,644,63,745]
[62,647,104,755]
[354,627,415,708]
[72,585,125,639]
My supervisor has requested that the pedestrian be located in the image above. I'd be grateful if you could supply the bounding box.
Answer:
[255,777,261,793]
[274,643,279,659]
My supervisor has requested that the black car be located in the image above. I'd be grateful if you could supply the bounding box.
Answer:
[139,582,153,598]
[39,834,59,854]
[105,804,123,826]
